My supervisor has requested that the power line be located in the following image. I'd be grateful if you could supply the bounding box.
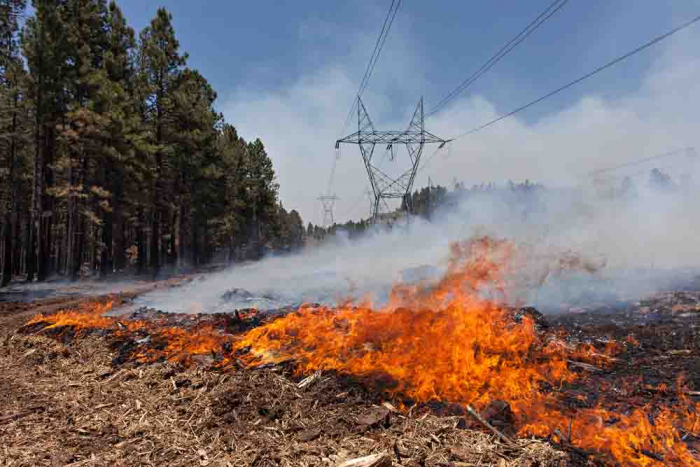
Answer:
[338,0,402,138]
[325,148,340,196]
[359,0,401,99]
[339,188,372,220]
[596,161,689,182]
[328,0,402,209]
[445,14,700,142]
[416,144,447,177]
[588,147,696,178]
[426,0,570,118]
[417,15,700,177]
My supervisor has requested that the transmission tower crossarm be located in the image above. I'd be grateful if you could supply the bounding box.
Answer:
[336,130,446,147]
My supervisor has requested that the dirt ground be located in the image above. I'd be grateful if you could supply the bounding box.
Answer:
[1,278,699,467]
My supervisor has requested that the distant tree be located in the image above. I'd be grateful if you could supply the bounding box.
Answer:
[649,168,676,192]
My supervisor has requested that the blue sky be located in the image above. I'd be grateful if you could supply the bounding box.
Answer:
[117,0,700,225]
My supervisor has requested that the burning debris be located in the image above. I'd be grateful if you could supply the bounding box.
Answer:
[12,236,700,466]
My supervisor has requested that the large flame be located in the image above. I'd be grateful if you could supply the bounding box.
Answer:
[237,237,572,409]
[24,237,699,466]
[236,236,699,466]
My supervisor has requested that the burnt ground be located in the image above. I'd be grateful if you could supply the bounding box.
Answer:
[1,280,700,466]
[550,290,700,390]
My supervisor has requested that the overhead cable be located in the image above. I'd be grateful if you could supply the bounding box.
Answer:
[426,0,570,118]
[447,14,700,142]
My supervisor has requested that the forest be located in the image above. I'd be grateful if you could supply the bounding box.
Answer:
[0,0,307,285]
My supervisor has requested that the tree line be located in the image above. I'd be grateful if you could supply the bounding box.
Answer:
[0,0,306,285]
[312,168,686,239]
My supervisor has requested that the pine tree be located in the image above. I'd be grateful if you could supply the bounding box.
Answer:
[170,67,220,267]
[53,0,112,280]
[22,0,73,281]
[210,123,247,263]
[0,0,28,286]
[93,1,137,277]
[137,7,187,278]
[244,139,279,258]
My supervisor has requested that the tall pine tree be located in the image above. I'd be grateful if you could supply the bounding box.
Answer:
[137,7,186,278]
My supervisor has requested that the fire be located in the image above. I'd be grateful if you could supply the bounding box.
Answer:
[238,238,574,409]
[133,325,231,365]
[22,237,700,466]
[27,301,116,331]
[236,237,699,467]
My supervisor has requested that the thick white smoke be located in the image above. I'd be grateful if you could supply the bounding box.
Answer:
[137,172,700,314]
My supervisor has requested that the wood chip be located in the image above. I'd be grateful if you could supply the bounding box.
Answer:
[337,453,391,467]
[298,370,322,388]
[357,407,390,427]
[566,360,602,373]
[465,405,519,450]
[381,402,398,413]
[297,427,322,442]
[101,369,125,384]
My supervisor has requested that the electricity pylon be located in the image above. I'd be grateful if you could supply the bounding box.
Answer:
[336,96,447,222]
[317,194,339,228]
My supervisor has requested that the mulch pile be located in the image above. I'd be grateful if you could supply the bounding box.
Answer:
[2,286,700,466]
[0,332,565,467]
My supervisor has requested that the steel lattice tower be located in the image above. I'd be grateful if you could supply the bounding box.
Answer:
[317,194,339,228]
[336,96,447,222]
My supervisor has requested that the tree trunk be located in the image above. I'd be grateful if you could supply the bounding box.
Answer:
[1,98,18,287]
[65,150,75,279]
[25,219,36,281]
[178,202,186,269]
[27,120,45,282]
[192,219,200,266]
[136,206,145,275]
[100,208,113,278]
[63,210,70,276]
[73,212,85,281]
[113,185,125,272]
[1,214,11,287]
[12,209,22,276]
[150,206,159,280]
[42,126,55,279]
[168,210,177,266]
[70,154,88,281]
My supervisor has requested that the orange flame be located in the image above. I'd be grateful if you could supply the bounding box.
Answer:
[236,237,699,467]
[27,301,115,330]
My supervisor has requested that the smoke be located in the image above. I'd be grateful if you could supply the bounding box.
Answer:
[144,10,700,314]
[137,173,700,314]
